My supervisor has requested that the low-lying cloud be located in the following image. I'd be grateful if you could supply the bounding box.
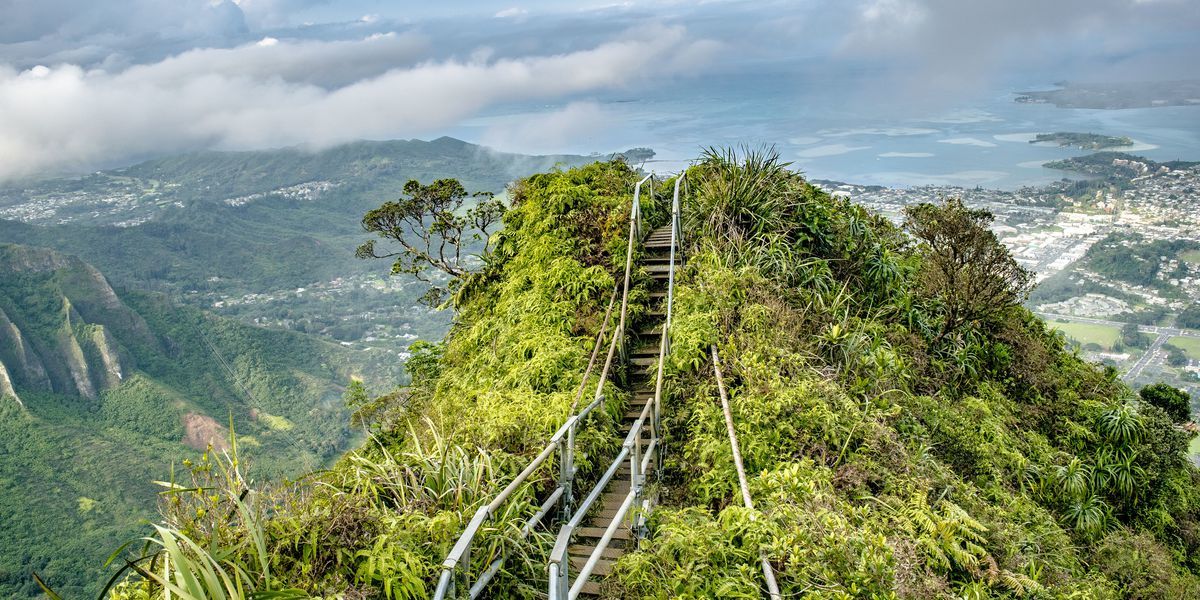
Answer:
[0,24,718,180]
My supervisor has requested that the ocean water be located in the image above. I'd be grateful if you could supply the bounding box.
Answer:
[450,67,1200,190]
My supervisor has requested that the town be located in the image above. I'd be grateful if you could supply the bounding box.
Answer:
[819,160,1200,402]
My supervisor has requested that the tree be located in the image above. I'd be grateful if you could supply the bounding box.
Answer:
[357,179,505,306]
[1165,345,1188,367]
[1121,322,1149,349]
[1139,383,1192,423]
[903,198,1033,341]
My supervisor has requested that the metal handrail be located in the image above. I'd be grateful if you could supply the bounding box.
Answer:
[547,173,685,600]
[710,345,782,600]
[432,174,656,600]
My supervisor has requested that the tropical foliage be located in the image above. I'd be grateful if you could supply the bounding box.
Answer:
[85,152,1200,600]
[609,149,1200,599]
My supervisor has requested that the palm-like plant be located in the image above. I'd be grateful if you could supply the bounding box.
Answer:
[1055,457,1093,501]
[1097,403,1143,446]
[1062,494,1111,538]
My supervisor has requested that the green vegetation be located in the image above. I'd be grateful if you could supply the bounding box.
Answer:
[1044,152,1199,182]
[87,159,651,600]
[1169,336,1200,361]
[356,178,506,306]
[72,152,1200,599]
[1051,322,1122,350]
[1032,132,1133,150]
[0,245,380,599]
[1177,305,1200,330]
[1083,232,1200,290]
[1028,269,1138,307]
[1120,322,1150,349]
[1139,383,1193,423]
[0,138,594,356]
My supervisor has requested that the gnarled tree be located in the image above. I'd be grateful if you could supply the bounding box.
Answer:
[357,178,505,306]
[904,197,1032,341]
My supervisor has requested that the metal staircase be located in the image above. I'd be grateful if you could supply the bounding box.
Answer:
[431,173,680,600]
[547,176,683,599]
[431,170,787,599]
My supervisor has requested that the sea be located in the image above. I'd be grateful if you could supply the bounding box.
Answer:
[448,65,1200,191]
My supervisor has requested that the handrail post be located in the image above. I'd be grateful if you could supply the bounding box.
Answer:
[549,526,573,600]
[631,436,643,541]
[558,423,575,518]
[461,541,472,596]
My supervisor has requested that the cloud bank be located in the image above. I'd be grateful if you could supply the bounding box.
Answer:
[0,24,717,179]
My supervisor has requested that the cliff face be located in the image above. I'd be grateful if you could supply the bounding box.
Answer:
[0,244,141,400]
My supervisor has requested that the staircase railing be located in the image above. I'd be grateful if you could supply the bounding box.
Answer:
[710,344,782,600]
[432,174,655,600]
[546,172,685,600]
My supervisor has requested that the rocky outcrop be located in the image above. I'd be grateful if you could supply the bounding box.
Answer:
[0,360,22,407]
[88,326,126,389]
[0,305,50,391]
[57,318,97,400]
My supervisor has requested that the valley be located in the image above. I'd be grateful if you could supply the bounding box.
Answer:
[0,137,599,598]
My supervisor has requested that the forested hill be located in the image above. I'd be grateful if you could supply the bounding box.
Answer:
[0,244,385,599]
[0,137,600,298]
[94,153,1200,599]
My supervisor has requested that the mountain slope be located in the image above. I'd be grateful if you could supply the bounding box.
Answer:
[0,244,387,599]
[87,153,1200,599]
[0,138,596,298]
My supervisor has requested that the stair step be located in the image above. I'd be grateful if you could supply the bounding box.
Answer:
[577,526,632,540]
[569,555,617,577]
[644,264,673,273]
[580,580,601,596]
[630,356,656,367]
[569,545,623,560]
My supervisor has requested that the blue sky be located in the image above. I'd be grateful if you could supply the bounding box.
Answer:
[0,0,1196,179]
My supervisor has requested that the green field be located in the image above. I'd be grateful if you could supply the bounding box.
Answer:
[1180,249,1200,265]
[1169,336,1200,360]
[1191,435,1200,459]
[1051,321,1122,350]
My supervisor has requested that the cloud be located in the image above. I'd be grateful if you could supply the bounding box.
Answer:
[796,144,871,158]
[1,0,250,68]
[480,102,614,153]
[0,24,717,179]
[494,7,529,18]
[840,0,1200,100]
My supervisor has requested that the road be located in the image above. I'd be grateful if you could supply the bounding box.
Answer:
[1035,312,1200,381]
[1035,312,1200,339]
[1125,331,1171,381]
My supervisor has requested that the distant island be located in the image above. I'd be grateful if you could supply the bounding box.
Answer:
[1015,80,1200,109]
[1032,132,1133,150]
[1044,151,1200,181]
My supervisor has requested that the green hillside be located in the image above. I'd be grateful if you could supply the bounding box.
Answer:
[78,153,1200,599]
[0,138,595,298]
[0,244,390,599]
